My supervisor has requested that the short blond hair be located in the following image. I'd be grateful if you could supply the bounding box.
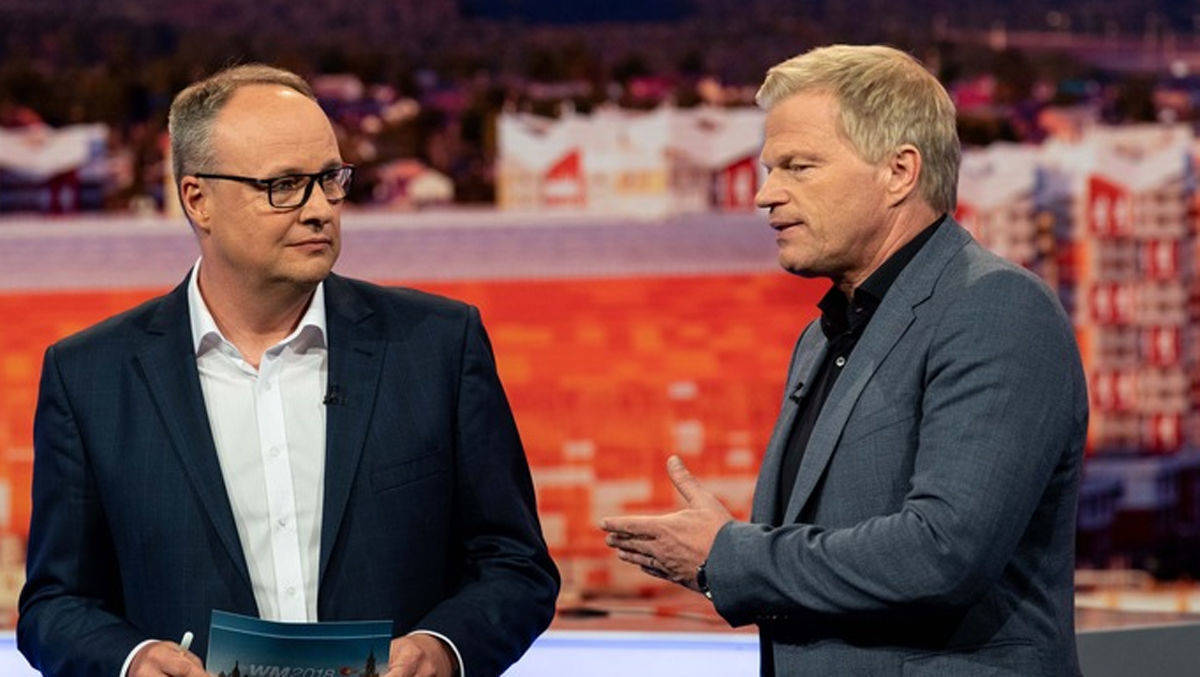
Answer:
[756,44,960,213]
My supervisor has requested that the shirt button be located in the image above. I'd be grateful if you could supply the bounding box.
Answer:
[268,446,281,458]
[286,586,297,596]
[277,517,289,528]
[262,380,272,392]
[835,356,846,367]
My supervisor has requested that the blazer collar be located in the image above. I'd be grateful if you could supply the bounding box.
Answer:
[751,321,827,523]
[318,274,386,584]
[886,217,972,311]
[136,273,258,608]
[775,219,972,523]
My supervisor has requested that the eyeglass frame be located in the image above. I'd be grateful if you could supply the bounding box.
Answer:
[191,164,355,209]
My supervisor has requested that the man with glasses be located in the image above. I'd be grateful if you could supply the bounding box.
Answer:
[192,165,356,210]
[19,64,558,677]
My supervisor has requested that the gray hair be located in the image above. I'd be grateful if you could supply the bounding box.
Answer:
[756,44,960,213]
[168,63,316,186]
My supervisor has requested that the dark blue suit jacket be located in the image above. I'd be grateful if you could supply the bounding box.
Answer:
[18,273,559,676]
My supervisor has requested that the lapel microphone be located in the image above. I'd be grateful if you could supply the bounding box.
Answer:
[323,385,345,406]
[788,381,805,403]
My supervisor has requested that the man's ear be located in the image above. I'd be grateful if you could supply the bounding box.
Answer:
[883,144,922,207]
[179,176,211,234]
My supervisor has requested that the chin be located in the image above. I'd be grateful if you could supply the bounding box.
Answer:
[283,261,335,286]
[780,266,823,279]
[777,253,821,279]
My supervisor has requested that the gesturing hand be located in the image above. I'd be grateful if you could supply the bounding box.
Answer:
[601,455,734,591]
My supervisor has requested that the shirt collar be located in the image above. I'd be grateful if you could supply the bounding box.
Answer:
[817,214,945,340]
[186,258,327,357]
[817,284,876,340]
[857,214,945,302]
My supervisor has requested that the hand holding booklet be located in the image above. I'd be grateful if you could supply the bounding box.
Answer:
[205,610,392,677]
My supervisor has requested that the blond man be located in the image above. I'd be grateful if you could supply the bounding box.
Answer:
[605,45,1085,676]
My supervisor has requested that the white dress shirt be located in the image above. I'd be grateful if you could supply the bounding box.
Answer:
[120,260,462,675]
[189,260,328,623]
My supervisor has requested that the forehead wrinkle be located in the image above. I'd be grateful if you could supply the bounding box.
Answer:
[760,128,828,168]
[766,125,861,175]
[255,138,341,177]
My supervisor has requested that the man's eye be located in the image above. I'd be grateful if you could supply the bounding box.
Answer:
[788,163,811,173]
[273,177,304,192]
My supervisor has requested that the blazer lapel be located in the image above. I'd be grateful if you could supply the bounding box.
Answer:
[751,321,827,523]
[134,276,255,598]
[781,301,915,523]
[780,219,973,523]
[319,275,386,582]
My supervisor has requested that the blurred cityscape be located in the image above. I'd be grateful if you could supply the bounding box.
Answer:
[2,0,1200,627]
[4,1,1200,211]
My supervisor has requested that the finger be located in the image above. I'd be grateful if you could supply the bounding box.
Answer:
[640,564,670,580]
[667,455,701,504]
[607,536,658,559]
[601,515,661,537]
[604,530,655,546]
[379,662,407,677]
[180,650,204,670]
[387,664,418,677]
[617,548,662,571]
[389,638,423,669]
[158,653,200,677]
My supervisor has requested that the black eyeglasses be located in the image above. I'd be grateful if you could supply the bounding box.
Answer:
[193,165,354,209]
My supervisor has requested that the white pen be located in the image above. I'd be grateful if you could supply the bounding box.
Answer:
[179,631,194,653]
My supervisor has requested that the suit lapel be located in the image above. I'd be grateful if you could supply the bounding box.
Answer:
[751,321,827,523]
[781,300,915,523]
[134,276,255,598]
[779,220,973,523]
[319,275,386,582]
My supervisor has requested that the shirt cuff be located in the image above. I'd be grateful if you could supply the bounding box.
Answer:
[119,639,157,677]
[409,629,464,676]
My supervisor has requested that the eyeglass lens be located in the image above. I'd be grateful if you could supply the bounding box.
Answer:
[270,167,352,208]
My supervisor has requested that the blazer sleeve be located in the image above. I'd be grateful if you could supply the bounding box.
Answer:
[409,306,560,675]
[18,345,147,676]
[704,270,1086,625]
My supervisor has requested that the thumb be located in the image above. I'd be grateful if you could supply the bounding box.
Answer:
[667,455,702,504]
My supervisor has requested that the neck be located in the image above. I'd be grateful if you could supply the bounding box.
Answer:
[197,261,316,368]
[834,204,940,299]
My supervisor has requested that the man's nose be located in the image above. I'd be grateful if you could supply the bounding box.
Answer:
[755,172,785,210]
[299,180,337,226]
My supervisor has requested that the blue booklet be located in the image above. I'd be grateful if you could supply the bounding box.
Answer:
[207,610,391,677]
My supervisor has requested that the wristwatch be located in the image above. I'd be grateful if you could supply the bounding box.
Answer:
[696,561,713,600]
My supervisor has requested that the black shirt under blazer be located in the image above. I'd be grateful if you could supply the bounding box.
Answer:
[707,219,1087,676]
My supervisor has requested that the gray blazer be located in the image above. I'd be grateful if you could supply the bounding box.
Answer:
[706,220,1087,676]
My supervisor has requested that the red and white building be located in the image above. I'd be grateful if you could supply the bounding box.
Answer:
[497,106,763,216]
